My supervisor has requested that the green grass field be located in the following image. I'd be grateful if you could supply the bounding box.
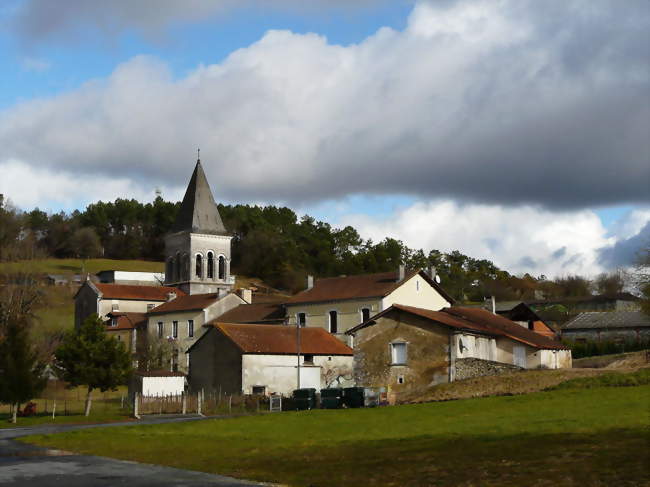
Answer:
[0,258,164,276]
[24,385,650,486]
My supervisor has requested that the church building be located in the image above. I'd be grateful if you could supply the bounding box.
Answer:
[164,157,235,295]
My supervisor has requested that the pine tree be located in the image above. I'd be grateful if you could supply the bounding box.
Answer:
[54,314,132,416]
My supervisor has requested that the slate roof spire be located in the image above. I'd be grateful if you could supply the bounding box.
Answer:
[171,155,228,235]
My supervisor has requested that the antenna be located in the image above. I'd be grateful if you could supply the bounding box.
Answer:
[197,147,200,162]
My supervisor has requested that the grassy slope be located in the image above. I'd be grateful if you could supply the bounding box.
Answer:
[0,258,164,276]
[25,386,650,486]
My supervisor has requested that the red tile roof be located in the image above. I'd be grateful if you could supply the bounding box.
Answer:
[95,283,184,301]
[214,303,285,324]
[347,304,568,350]
[443,307,568,350]
[148,292,226,314]
[106,312,147,331]
[285,270,454,305]
[214,323,353,355]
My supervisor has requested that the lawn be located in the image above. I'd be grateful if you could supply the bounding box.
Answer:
[0,258,164,276]
[23,385,650,486]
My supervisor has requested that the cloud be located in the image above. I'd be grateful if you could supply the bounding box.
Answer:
[0,0,648,210]
[599,208,650,268]
[0,159,183,213]
[10,0,384,44]
[20,57,51,72]
[337,199,616,277]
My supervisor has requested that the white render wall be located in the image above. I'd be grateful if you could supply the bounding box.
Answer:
[382,273,451,312]
[241,354,354,395]
[139,376,185,396]
[454,333,497,361]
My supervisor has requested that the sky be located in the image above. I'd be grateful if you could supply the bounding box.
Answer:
[0,0,648,278]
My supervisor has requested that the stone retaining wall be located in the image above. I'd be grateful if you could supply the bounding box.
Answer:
[454,358,522,381]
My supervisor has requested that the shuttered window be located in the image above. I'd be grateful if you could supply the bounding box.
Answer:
[391,342,407,365]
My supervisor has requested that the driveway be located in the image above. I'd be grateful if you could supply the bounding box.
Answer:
[0,416,268,486]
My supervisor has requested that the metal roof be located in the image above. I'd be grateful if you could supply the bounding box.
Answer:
[563,311,650,330]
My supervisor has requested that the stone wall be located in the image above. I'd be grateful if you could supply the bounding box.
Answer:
[454,358,522,381]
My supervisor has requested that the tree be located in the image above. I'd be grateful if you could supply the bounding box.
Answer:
[595,270,626,295]
[54,315,132,416]
[68,227,102,260]
[138,332,175,372]
[0,275,47,423]
[632,246,650,316]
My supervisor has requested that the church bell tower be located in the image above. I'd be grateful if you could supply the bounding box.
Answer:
[164,155,234,295]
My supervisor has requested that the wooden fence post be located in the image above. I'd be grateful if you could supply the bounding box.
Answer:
[228,395,232,414]
[133,392,140,419]
[182,393,187,415]
[52,399,56,419]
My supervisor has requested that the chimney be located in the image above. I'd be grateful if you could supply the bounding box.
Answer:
[237,288,252,304]
[166,291,177,302]
[428,266,437,281]
[307,275,314,290]
[398,265,405,282]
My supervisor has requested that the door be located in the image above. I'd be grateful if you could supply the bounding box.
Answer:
[513,345,526,368]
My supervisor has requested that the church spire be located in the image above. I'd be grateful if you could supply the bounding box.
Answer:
[170,156,228,235]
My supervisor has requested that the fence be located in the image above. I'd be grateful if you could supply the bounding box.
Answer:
[0,379,130,418]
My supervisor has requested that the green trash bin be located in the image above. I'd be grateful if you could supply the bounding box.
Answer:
[343,387,365,408]
[293,388,316,410]
[320,388,343,409]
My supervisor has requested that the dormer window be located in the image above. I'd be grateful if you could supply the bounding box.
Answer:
[110,317,117,327]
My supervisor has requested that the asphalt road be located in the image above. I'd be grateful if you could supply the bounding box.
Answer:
[0,416,268,486]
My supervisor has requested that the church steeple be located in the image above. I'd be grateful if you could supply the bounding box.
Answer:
[170,158,228,236]
[165,154,234,295]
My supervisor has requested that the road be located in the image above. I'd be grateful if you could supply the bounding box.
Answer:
[0,416,268,486]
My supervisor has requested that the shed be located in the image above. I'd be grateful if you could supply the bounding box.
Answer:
[129,370,186,399]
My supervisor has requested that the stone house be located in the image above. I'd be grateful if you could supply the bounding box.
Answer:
[187,323,354,395]
[346,304,570,397]
[562,311,650,343]
[284,267,454,345]
[74,281,184,329]
[145,291,248,373]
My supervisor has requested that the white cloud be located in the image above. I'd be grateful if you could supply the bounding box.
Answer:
[338,199,618,277]
[0,0,647,210]
[0,159,183,212]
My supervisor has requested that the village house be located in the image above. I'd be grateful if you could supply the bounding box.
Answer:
[96,270,165,286]
[473,300,556,338]
[284,266,454,345]
[346,304,570,398]
[562,310,650,343]
[187,323,354,395]
[104,311,147,358]
[74,281,184,329]
[145,291,247,372]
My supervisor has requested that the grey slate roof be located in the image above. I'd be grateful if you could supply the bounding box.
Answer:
[563,311,650,330]
[170,159,228,235]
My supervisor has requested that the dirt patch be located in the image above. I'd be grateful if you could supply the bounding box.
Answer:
[398,367,646,404]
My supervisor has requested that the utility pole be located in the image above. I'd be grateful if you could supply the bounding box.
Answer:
[296,317,301,390]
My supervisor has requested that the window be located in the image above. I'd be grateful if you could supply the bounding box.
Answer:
[172,321,178,339]
[195,254,203,278]
[416,280,420,291]
[175,252,181,282]
[157,322,163,338]
[361,308,371,323]
[147,303,156,311]
[166,258,173,282]
[397,375,405,384]
[391,342,407,365]
[252,386,266,395]
[297,312,306,327]
[110,317,117,327]
[111,303,119,312]
[188,320,194,338]
[328,310,338,334]
[207,252,214,279]
[218,255,226,280]
[303,354,314,364]
[116,335,121,341]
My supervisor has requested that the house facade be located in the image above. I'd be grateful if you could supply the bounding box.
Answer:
[284,267,453,345]
[74,281,183,329]
[188,323,354,395]
[346,304,570,398]
[145,291,247,372]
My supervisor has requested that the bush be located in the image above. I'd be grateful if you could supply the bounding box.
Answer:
[564,338,650,359]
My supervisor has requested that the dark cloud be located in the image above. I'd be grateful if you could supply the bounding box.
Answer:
[599,222,650,268]
[0,0,648,211]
